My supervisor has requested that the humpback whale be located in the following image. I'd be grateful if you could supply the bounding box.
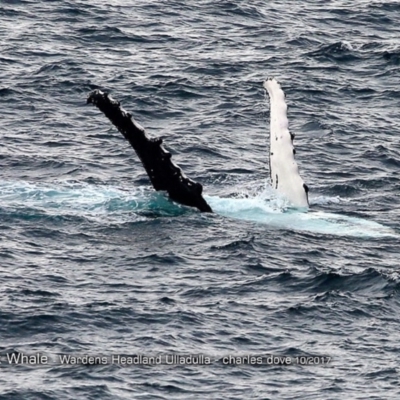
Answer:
[87,78,306,212]
[87,90,212,212]
[264,78,309,208]
[2,83,396,237]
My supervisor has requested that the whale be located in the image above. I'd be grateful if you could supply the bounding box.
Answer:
[264,78,309,208]
[84,81,396,238]
[0,80,395,238]
[87,90,212,212]
[87,78,308,212]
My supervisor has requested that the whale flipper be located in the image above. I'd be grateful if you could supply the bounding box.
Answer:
[87,90,212,212]
[264,78,309,208]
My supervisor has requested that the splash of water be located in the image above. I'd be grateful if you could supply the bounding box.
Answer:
[204,185,396,238]
[0,180,396,238]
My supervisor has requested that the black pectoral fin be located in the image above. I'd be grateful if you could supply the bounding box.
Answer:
[87,90,212,213]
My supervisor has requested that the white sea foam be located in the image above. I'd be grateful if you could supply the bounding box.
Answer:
[0,180,396,237]
[206,194,397,238]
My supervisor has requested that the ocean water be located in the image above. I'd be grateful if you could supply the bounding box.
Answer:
[1,0,399,399]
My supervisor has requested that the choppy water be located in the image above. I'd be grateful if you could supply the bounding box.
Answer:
[1,1,400,399]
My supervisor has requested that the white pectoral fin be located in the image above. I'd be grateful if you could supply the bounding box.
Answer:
[264,78,309,208]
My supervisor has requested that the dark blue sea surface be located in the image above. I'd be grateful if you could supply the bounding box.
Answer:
[1,1,400,399]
